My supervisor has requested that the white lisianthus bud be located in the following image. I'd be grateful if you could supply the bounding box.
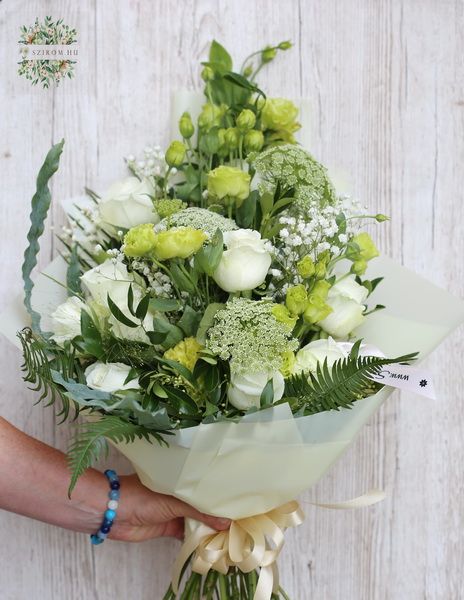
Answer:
[50,296,86,345]
[319,276,368,338]
[99,177,159,228]
[85,362,139,393]
[227,370,285,410]
[213,229,272,292]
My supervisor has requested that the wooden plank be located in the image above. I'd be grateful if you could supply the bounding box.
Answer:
[0,0,462,598]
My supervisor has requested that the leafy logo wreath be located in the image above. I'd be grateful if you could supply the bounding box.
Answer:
[18,16,78,88]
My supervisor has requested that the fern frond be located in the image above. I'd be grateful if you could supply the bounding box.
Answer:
[283,351,418,415]
[67,416,160,496]
[18,327,81,422]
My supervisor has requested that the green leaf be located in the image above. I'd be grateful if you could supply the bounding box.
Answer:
[194,229,224,276]
[178,305,201,337]
[196,303,224,344]
[22,139,64,333]
[127,284,136,316]
[175,164,202,203]
[80,310,104,359]
[209,40,233,71]
[170,264,196,294]
[51,370,112,406]
[152,316,184,349]
[236,191,257,228]
[66,245,81,295]
[107,295,139,328]
[67,416,155,496]
[163,386,198,416]
[260,378,274,407]
[135,293,150,320]
[150,297,182,312]
[259,192,274,215]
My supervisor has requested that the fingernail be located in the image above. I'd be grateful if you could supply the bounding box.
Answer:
[216,518,231,529]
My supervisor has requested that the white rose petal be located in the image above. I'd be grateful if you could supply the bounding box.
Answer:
[81,259,139,307]
[99,177,159,228]
[213,229,272,293]
[319,275,369,338]
[294,338,347,374]
[50,296,85,345]
[228,370,285,410]
[85,362,139,393]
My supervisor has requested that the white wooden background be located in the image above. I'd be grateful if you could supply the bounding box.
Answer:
[0,1,463,598]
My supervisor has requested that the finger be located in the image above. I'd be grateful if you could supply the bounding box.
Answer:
[162,517,185,540]
[166,497,231,530]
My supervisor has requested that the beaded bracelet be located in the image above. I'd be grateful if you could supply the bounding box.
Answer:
[90,469,120,545]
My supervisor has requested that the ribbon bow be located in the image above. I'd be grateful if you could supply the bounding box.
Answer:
[171,490,384,600]
[171,501,304,600]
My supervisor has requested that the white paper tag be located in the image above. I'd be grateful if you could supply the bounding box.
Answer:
[368,364,436,399]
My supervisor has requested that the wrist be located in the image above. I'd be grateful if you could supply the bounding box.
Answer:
[69,468,109,534]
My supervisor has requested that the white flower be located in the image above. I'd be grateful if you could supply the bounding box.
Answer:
[99,177,159,228]
[82,260,153,343]
[213,229,272,292]
[319,275,368,338]
[227,370,285,410]
[50,296,85,345]
[294,338,347,374]
[81,259,140,307]
[85,362,139,393]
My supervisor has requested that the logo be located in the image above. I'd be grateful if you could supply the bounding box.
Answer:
[18,16,78,88]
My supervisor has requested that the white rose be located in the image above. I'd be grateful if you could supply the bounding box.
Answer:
[50,296,86,345]
[82,260,153,343]
[294,337,347,374]
[213,229,272,292]
[228,370,285,410]
[319,275,368,338]
[81,259,139,307]
[99,177,159,228]
[85,362,139,393]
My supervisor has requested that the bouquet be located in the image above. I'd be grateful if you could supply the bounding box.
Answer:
[8,40,464,599]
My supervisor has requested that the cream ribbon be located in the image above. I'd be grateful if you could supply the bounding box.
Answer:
[171,490,384,600]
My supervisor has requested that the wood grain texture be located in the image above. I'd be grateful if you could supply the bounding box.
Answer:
[0,1,463,598]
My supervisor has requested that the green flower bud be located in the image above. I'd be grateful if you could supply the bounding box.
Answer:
[262,46,277,63]
[165,140,186,168]
[123,223,157,258]
[311,280,331,301]
[280,350,296,378]
[236,109,256,132]
[243,129,264,152]
[153,227,207,260]
[278,41,292,50]
[285,284,308,316]
[179,112,194,139]
[297,255,315,279]
[243,65,253,77]
[224,127,240,150]
[201,65,215,81]
[351,232,379,261]
[153,198,187,219]
[351,259,368,275]
[207,166,251,206]
[303,296,333,324]
[271,304,297,330]
[198,103,225,131]
[314,261,326,279]
[375,213,389,222]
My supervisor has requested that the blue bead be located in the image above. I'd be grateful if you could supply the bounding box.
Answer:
[90,534,103,545]
[100,524,111,534]
[110,480,120,490]
[104,469,117,479]
[108,489,120,500]
[102,518,113,529]
[97,530,108,540]
[104,509,116,521]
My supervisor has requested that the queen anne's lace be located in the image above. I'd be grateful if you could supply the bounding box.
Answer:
[252,144,336,208]
[206,298,297,374]
[158,207,238,238]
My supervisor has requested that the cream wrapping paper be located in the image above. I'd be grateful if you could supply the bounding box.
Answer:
[1,92,463,521]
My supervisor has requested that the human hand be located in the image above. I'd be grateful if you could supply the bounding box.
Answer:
[107,474,230,542]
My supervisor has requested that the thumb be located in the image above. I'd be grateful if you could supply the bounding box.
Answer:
[165,496,231,531]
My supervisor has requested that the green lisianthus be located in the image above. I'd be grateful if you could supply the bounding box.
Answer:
[153,227,207,260]
[207,166,251,206]
[123,223,157,257]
